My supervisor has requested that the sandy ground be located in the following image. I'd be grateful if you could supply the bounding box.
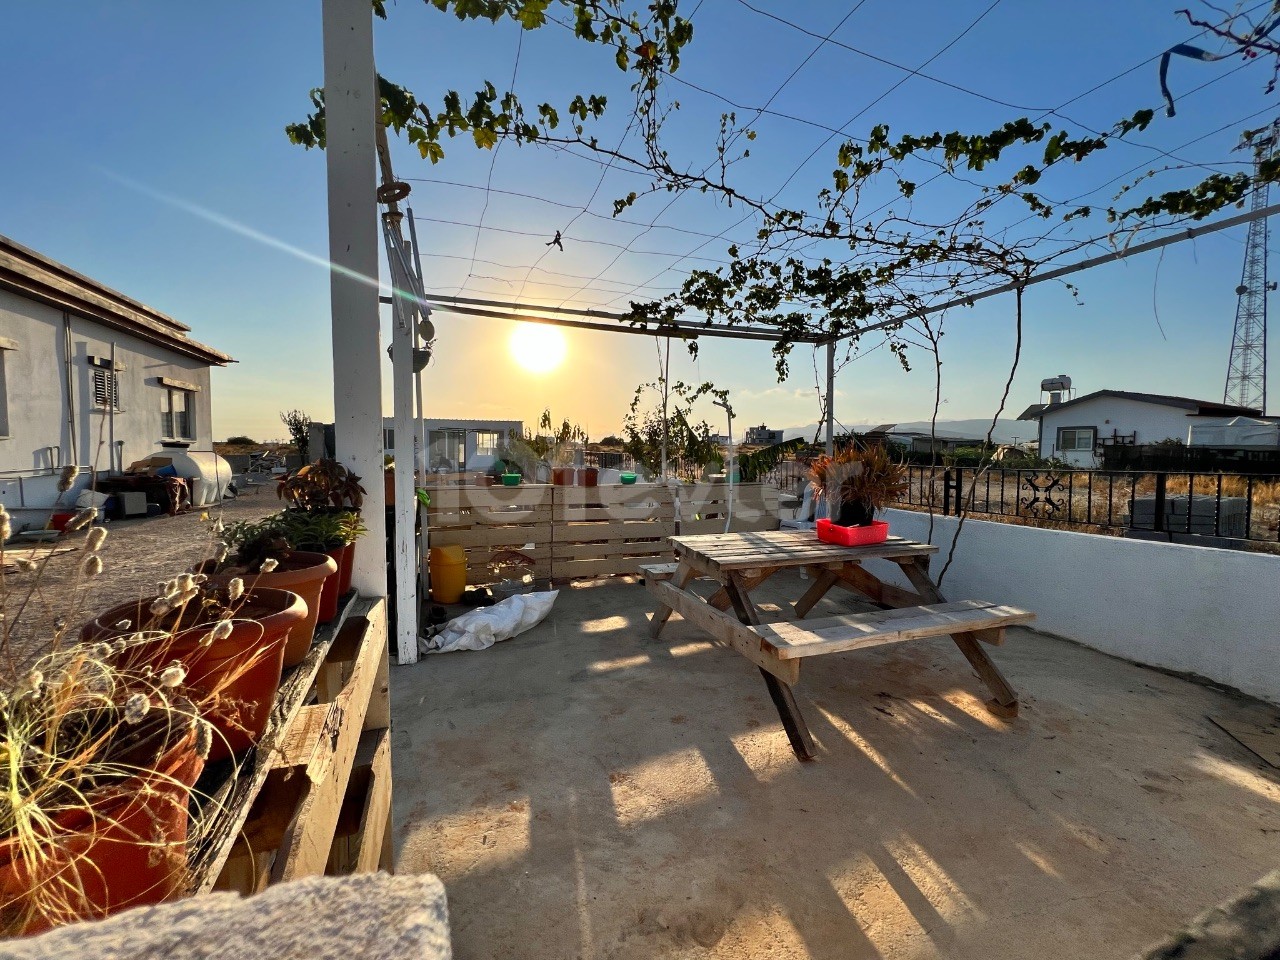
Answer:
[2,490,283,675]
[390,574,1280,960]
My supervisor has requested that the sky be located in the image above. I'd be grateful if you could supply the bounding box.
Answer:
[1,1,1277,443]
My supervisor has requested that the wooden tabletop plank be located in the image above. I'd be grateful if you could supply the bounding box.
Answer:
[670,530,936,572]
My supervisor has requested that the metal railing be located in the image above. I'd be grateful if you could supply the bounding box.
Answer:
[901,466,1280,544]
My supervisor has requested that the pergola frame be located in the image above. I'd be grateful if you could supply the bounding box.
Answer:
[323,0,1280,665]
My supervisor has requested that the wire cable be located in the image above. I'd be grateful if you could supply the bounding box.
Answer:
[459,27,524,297]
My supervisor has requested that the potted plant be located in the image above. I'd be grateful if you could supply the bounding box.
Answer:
[277,458,366,512]
[85,576,307,762]
[0,647,209,935]
[808,445,908,546]
[195,522,337,666]
[0,505,213,933]
[269,509,366,622]
[277,458,367,598]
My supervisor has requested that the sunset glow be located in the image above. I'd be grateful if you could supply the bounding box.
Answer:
[509,324,567,374]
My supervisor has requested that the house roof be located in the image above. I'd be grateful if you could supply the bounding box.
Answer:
[0,234,234,365]
[1018,390,1260,420]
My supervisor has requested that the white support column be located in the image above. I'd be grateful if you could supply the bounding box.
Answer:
[323,0,386,597]
[825,339,835,456]
[389,238,420,663]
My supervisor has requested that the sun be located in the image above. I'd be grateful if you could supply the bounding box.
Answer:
[509,324,567,374]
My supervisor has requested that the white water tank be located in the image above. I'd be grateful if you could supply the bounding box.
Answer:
[157,446,235,506]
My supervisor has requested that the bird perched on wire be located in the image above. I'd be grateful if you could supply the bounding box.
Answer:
[546,230,564,251]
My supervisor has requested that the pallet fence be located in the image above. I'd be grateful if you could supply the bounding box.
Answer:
[424,482,779,582]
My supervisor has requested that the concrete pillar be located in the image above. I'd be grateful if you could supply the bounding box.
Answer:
[323,0,386,596]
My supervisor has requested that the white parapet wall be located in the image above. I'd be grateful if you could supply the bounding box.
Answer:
[868,508,1280,705]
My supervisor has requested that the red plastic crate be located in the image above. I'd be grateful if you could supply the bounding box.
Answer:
[816,518,889,547]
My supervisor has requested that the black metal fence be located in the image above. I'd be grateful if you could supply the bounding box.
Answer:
[901,466,1280,544]
[1100,444,1280,474]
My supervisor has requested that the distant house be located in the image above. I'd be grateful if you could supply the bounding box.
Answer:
[1017,390,1260,467]
[744,424,785,445]
[0,235,233,515]
[887,431,977,456]
[366,418,520,472]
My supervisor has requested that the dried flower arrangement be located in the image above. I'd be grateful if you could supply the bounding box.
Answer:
[0,499,302,933]
[807,445,909,527]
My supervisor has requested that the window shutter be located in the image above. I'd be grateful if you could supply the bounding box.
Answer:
[93,370,118,408]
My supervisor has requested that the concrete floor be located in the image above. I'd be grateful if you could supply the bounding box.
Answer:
[390,573,1280,960]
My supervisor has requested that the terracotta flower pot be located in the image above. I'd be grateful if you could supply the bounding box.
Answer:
[194,551,337,667]
[319,542,353,624]
[552,467,574,486]
[0,724,205,935]
[86,588,306,763]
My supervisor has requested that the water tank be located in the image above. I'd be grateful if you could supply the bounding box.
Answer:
[1040,375,1072,393]
[158,447,235,506]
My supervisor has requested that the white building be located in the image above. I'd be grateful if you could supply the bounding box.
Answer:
[1017,390,1260,467]
[744,424,785,445]
[0,235,233,516]
[381,418,523,472]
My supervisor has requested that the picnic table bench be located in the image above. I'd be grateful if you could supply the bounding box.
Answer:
[644,530,1034,761]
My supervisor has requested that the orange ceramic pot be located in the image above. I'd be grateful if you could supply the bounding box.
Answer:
[0,724,205,935]
[194,551,337,666]
[86,588,306,762]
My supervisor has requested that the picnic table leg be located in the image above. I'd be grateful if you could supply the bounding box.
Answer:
[649,561,695,638]
[724,573,817,761]
[707,566,779,612]
[793,567,839,618]
[896,559,1020,719]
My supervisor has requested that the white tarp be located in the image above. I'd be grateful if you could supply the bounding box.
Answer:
[1187,417,1280,448]
[419,590,558,655]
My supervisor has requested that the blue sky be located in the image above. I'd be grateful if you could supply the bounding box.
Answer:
[1,1,1276,442]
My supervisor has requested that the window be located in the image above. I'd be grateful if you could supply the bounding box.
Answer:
[93,369,120,409]
[160,387,194,440]
[473,430,501,457]
[1056,427,1096,452]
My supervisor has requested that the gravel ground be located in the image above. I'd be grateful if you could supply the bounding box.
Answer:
[2,492,283,677]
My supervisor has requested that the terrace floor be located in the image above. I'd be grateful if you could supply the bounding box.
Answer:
[389,573,1280,960]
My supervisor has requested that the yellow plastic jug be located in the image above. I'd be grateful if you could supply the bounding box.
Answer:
[429,544,467,604]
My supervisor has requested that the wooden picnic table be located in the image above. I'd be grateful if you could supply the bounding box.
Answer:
[644,529,1034,761]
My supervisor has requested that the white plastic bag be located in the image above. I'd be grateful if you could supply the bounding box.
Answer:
[419,590,558,655]
[75,489,109,509]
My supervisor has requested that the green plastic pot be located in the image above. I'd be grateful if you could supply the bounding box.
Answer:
[501,473,522,487]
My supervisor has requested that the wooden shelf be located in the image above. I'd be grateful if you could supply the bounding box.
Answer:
[186,591,392,894]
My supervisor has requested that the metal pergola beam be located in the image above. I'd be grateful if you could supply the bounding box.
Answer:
[418,293,828,344]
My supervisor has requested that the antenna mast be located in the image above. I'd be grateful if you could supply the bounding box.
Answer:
[1225,120,1279,413]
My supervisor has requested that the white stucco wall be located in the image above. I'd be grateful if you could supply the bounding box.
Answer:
[869,507,1280,705]
[1038,396,1204,466]
[0,288,215,512]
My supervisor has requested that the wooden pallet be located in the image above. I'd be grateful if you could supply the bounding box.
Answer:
[186,593,392,894]
[422,482,784,583]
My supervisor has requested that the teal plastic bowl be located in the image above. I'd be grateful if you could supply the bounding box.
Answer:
[620,472,637,485]
[501,473,521,486]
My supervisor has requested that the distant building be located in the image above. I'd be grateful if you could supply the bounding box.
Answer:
[886,431,977,455]
[1017,390,1260,467]
[312,418,525,472]
[0,235,233,517]
[744,424,785,445]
